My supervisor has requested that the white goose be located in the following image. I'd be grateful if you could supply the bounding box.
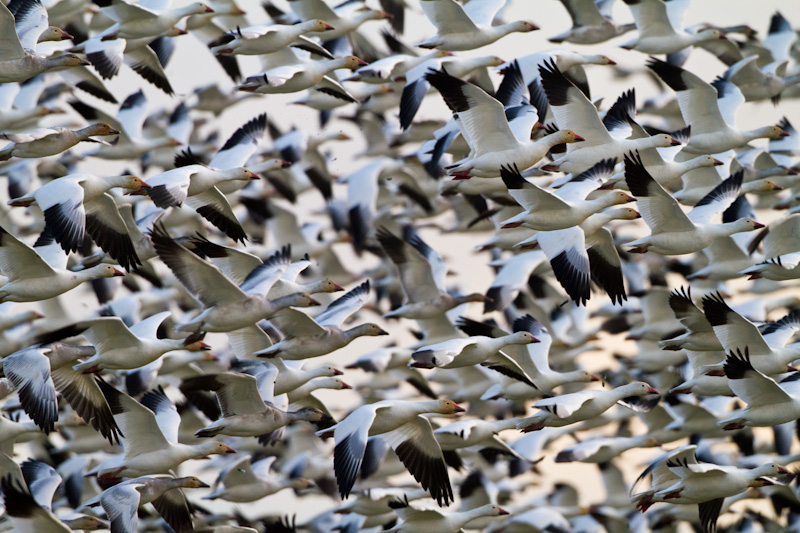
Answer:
[418,0,537,51]
[0,123,119,161]
[150,224,319,333]
[235,56,366,97]
[620,0,727,54]
[387,501,509,532]
[98,475,208,533]
[377,226,486,320]
[500,160,635,231]
[537,59,682,175]
[67,312,210,373]
[203,456,313,502]
[181,371,329,438]
[740,214,800,280]
[516,381,659,432]
[719,348,800,430]
[646,57,789,155]
[623,152,764,255]
[549,0,635,44]
[424,67,584,177]
[99,0,214,41]
[92,382,236,483]
[0,226,124,303]
[0,1,88,84]
[8,173,151,271]
[211,19,334,57]
[256,280,389,360]
[317,398,465,506]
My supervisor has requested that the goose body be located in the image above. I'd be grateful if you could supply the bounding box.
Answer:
[0,123,119,161]
[235,56,366,95]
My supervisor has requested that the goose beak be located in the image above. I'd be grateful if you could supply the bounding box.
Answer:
[309,298,322,306]
[333,283,345,291]
[778,466,792,475]
[453,403,466,413]
[324,23,335,30]
[497,507,510,515]
[670,138,682,146]
[378,329,390,335]
[633,210,642,218]
[753,222,766,229]
[713,158,724,165]
[606,58,617,65]
[113,268,125,276]
[198,480,211,488]
[340,381,353,390]
[573,134,585,142]
[281,160,292,168]
[625,195,636,202]
[200,342,212,351]
[780,129,791,137]
[61,30,75,41]
[590,374,601,382]
[647,386,660,394]
[109,128,121,135]
[224,445,237,454]
[204,5,215,12]
[356,58,369,66]
[333,368,344,375]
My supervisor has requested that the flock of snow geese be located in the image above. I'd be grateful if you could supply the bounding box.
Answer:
[2,0,800,531]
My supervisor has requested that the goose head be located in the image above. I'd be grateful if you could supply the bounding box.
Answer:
[559,130,585,143]
[176,476,211,489]
[315,279,346,293]
[436,399,466,415]
[87,123,121,136]
[294,407,332,422]
[183,331,212,351]
[230,167,260,181]
[582,54,616,66]
[728,217,765,234]
[649,133,682,147]
[600,190,637,208]
[338,56,369,70]
[349,323,390,337]
[507,21,539,33]
[39,26,74,42]
[315,363,344,377]
[87,264,126,279]
[605,207,641,221]
[306,19,335,32]
[206,441,237,455]
[52,54,91,68]
[691,28,725,44]
[118,175,152,194]
[508,331,539,345]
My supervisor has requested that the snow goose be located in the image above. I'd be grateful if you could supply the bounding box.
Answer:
[549,0,635,44]
[145,152,259,243]
[181,372,329,438]
[98,475,208,533]
[658,287,722,352]
[0,226,124,303]
[203,455,313,502]
[555,434,660,463]
[480,314,599,399]
[0,474,72,532]
[518,205,640,305]
[0,123,119,161]
[632,444,788,532]
[646,57,789,155]
[188,235,344,299]
[8,173,151,271]
[740,214,800,280]
[409,327,537,378]
[537,60,681,175]
[0,2,89,84]
[718,348,800,430]
[417,0,537,51]
[235,56,366,97]
[386,500,508,532]
[723,55,800,103]
[399,54,504,131]
[150,224,319,333]
[76,28,185,95]
[93,382,236,483]
[424,67,584,177]
[62,312,210,373]
[317,398,465,506]
[286,0,389,42]
[500,160,635,231]
[620,0,727,54]
[377,226,485,320]
[701,292,800,376]
[623,152,764,255]
[433,417,521,458]
[99,0,213,41]
[2,343,121,443]
[256,280,388,360]
[482,251,548,313]
[516,381,659,432]
[211,19,335,57]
